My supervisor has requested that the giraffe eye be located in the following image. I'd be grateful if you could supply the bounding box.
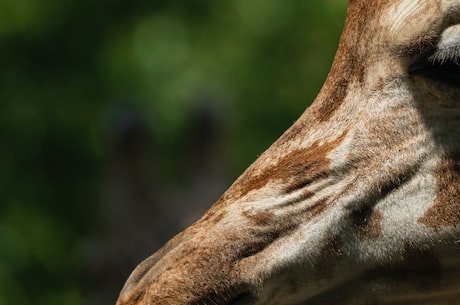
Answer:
[408,25,460,87]
[409,44,460,86]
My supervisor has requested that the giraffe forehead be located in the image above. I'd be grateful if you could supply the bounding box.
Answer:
[383,0,460,43]
[383,0,439,43]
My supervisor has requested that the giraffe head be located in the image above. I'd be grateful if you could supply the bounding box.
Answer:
[117,1,460,304]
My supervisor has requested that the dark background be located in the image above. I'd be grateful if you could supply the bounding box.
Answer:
[0,1,346,304]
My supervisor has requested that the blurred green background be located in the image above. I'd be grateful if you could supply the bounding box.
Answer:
[0,1,347,304]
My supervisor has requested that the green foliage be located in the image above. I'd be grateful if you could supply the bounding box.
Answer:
[0,0,346,304]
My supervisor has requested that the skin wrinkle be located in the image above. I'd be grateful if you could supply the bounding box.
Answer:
[275,190,315,209]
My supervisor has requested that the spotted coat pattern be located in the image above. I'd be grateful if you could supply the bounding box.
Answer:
[117,1,460,304]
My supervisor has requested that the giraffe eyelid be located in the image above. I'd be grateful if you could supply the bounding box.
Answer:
[407,27,460,86]
[428,24,460,64]
[427,43,460,65]
[394,33,439,58]
[395,23,460,58]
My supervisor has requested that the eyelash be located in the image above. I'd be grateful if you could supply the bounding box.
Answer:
[408,44,460,86]
[427,44,460,65]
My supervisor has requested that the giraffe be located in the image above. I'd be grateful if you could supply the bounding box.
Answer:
[116,0,460,304]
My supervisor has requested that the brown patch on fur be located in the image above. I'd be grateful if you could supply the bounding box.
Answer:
[314,233,345,281]
[243,210,275,226]
[237,222,299,260]
[225,131,347,203]
[308,198,330,218]
[317,78,350,122]
[198,203,225,224]
[314,0,392,122]
[418,154,460,229]
[352,208,383,241]
[211,211,227,224]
